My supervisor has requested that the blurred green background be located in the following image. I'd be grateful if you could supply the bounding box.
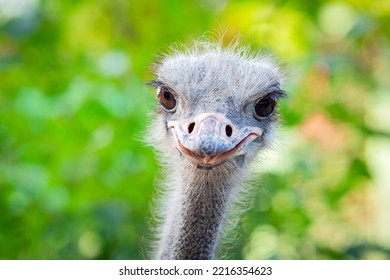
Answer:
[1,0,390,260]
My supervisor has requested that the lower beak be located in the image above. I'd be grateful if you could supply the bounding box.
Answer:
[176,133,259,165]
[168,113,262,166]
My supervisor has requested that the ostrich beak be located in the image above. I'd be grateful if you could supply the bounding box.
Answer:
[168,113,263,167]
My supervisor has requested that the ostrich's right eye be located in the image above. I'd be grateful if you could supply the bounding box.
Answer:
[158,87,176,111]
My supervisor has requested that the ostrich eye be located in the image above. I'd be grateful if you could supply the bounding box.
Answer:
[254,96,276,119]
[158,88,176,111]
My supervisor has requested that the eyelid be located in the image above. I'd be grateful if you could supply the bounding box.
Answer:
[157,86,177,100]
[147,79,165,88]
[266,90,286,101]
[243,88,284,109]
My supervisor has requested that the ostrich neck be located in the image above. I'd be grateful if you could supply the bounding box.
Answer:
[155,163,239,260]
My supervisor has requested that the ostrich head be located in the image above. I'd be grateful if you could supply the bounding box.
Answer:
[149,42,284,170]
[147,41,285,259]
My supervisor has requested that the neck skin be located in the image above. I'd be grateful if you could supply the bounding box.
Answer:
[154,161,241,260]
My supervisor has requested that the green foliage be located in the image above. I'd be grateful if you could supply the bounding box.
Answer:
[1,0,389,259]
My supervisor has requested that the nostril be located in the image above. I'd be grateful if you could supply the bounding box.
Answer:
[188,122,195,134]
[225,125,233,137]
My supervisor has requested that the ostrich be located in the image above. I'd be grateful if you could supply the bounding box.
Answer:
[146,40,285,260]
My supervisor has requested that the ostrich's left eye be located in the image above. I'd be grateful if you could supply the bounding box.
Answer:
[158,88,176,111]
[253,96,276,119]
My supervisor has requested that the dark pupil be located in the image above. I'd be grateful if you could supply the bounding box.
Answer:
[255,98,275,118]
[163,91,171,100]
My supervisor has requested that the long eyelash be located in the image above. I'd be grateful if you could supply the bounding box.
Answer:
[146,79,166,88]
[266,89,287,101]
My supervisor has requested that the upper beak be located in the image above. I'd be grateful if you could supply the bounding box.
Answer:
[168,113,262,167]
